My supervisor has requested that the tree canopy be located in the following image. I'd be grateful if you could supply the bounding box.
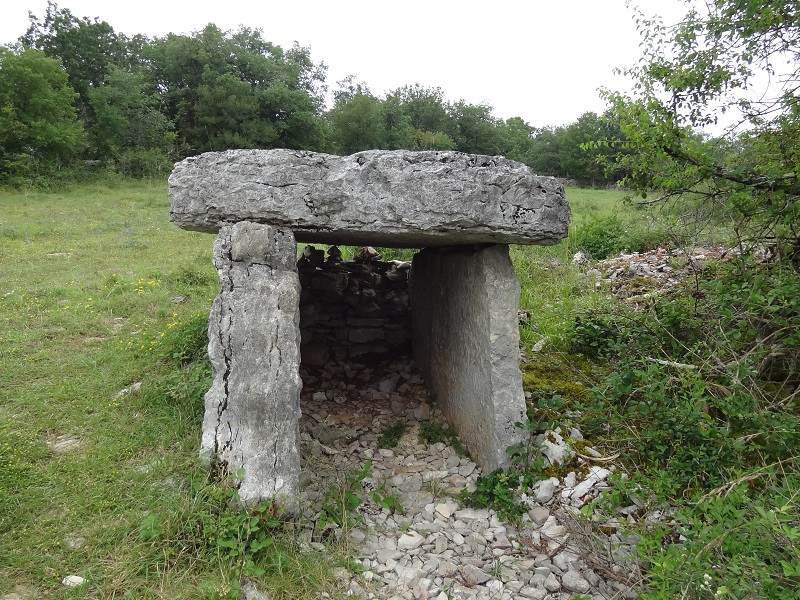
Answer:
[2,1,626,185]
[0,46,84,182]
[602,0,800,260]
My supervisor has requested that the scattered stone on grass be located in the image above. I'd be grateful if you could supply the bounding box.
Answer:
[61,576,85,588]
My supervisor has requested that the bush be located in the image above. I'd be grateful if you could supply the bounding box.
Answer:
[115,148,174,178]
[570,215,625,259]
[574,258,800,491]
[569,214,683,260]
[635,468,800,599]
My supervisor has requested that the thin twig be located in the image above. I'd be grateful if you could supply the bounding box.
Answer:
[576,451,622,463]
[646,357,699,370]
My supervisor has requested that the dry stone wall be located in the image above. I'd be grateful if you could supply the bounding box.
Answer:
[298,247,411,366]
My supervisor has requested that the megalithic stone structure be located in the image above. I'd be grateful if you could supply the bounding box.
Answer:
[203,222,302,506]
[169,149,570,505]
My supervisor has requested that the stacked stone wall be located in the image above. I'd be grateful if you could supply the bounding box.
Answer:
[298,247,412,366]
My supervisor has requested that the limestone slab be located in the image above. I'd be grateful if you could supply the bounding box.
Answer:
[201,222,302,506]
[169,149,569,247]
[411,244,527,472]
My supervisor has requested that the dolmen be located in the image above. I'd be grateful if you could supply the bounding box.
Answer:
[169,149,570,506]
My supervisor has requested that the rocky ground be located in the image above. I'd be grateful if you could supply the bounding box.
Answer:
[578,244,739,306]
[295,356,643,600]
[292,244,738,599]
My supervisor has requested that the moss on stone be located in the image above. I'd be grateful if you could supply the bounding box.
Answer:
[520,354,596,406]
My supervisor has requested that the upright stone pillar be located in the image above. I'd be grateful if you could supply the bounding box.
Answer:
[201,222,302,506]
[411,244,526,473]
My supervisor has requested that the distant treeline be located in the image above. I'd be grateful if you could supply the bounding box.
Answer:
[0,2,632,186]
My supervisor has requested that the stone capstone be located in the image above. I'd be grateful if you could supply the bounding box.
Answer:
[169,149,570,247]
[201,222,302,506]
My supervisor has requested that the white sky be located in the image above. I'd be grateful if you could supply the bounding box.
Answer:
[0,0,690,128]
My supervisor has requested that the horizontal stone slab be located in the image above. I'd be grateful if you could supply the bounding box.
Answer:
[169,149,570,247]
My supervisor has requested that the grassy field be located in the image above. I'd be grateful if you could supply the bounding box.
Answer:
[0,181,632,598]
[0,181,219,597]
[4,180,797,599]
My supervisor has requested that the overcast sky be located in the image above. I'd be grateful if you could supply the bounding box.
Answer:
[0,0,689,128]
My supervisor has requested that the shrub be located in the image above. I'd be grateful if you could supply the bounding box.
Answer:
[570,215,625,259]
[570,214,683,260]
[575,258,800,491]
[634,468,800,599]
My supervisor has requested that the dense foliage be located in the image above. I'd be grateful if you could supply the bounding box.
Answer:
[602,0,800,261]
[1,1,624,185]
[576,2,800,596]
[0,46,84,182]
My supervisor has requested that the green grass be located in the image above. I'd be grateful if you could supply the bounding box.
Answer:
[563,186,630,225]
[0,180,342,599]
[510,187,631,352]
[0,180,702,597]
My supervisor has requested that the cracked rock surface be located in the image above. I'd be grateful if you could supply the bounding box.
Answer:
[201,222,302,506]
[169,149,570,247]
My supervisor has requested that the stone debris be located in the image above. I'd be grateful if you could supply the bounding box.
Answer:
[535,430,573,466]
[61,576,86,588]
[356,246,382,263]
[298,355,642,600]
[115,381,142,397]
[241,579,271,600]
[586,245,739,307]
[47,435,84,454]
[63,534,86,549]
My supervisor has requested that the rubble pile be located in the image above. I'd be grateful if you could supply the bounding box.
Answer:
[577,245,736,305]
[296,356,643,600]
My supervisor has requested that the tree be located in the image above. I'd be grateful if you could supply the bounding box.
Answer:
[380,94,412,150]
[0,47,84,181]
[328,91,386,154]
[603,0,800,259]
[527,126,566,177]
[23,2,128,114]
[499,117,535,165]
[559,112,606,183]
[559,111,630,186]
[390,85,451,134]
[445,101,504,155]
[87,66,175,175]
[146,24,325,156]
